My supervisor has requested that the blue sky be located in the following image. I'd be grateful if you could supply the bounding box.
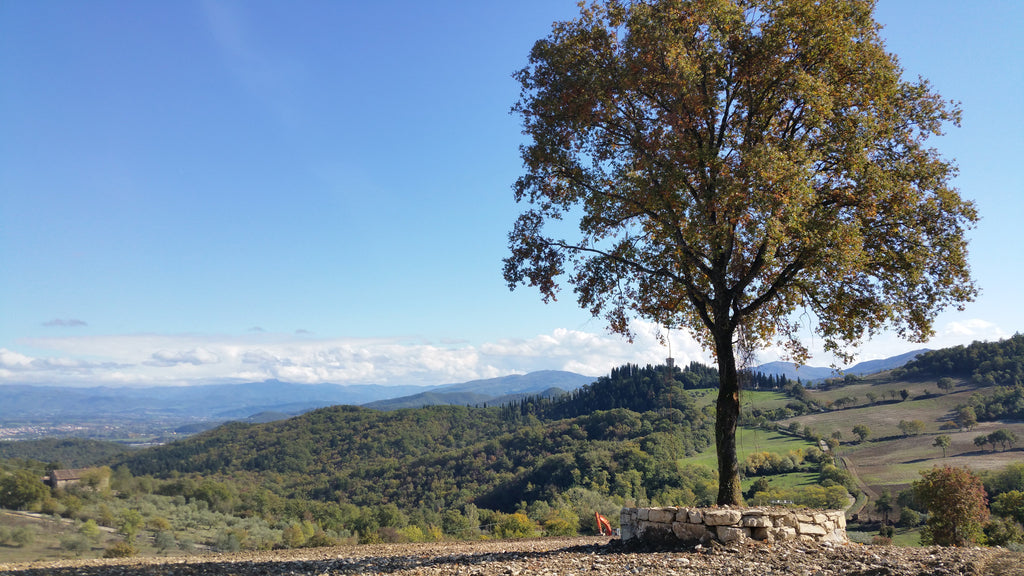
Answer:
[1,1,1021,387]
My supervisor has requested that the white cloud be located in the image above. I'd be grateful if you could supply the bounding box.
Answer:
[146,348,221,367]
[1,321,709,387]
[935,319,1009,342]
[3,316,1004,387]
[0,348,34,369]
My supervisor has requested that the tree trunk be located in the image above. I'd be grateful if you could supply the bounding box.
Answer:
[715,332,743,505]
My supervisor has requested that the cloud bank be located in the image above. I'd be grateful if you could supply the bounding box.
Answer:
[1,318,1008,388]
[0,321,706,387]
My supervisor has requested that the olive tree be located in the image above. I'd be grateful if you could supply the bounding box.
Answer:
[505,0,976,504]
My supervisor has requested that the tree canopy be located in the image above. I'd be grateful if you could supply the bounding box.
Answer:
[505,0,976,504]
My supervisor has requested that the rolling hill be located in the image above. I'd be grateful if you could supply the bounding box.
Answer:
[754,349,929,382]
[115,363,719,512]
[362,371,594,410]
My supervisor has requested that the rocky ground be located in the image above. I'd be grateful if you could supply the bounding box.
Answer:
[2,536,1023,576]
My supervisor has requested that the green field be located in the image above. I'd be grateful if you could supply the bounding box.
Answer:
[680,426,819,470]
[778,375,1024,514]
[691,389,791,412]
[680,427,823,500]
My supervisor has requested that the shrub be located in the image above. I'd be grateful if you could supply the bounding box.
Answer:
[281,523,306,548]
[305,531,339,548]
[898,507,923,528]
[9,526,35,547]
[992,490,1024,524]
[154,530,177,553]
[493,513,538,539]
[542,508,579,536]
[984,517,1024,546]
[914,466,989,546]
[60,534,92,556]
[103,541,138,558]
[214,530,241,552]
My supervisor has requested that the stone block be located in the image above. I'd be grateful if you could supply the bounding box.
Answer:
[638,508,649,521]
[621,523,635,540]
[821,530,846,544]
[751,526,771,541]
[672,522,708,542]
[716,526,748,543]
[688,509,703,524]
[704,509,743,526]
[798,522,827,536]
[648,508,676,524]
[742,515,773,528]
[796,513,814,523]
[772,526,797,541]
[813,513,828,524]
[637,520,675,544]
[776,514,798,528]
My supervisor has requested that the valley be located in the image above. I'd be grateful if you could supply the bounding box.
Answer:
[0,336,1022,562]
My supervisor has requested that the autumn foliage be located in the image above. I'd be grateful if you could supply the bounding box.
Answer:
[913,465,989,546]
[506,0,975,504]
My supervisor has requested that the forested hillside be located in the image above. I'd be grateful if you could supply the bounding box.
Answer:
[899,333,1023,385]
[118,363,725,513]
[0,438,128,469]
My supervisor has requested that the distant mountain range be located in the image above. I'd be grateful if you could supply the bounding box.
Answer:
[0,371,596,425]
[362,371,595,410]
[0,349,927,431]
[753,349,929,382]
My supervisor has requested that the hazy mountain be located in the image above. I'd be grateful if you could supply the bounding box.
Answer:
[0,371,596,423]
[361,371,595,410]
[754,349,929,382]
[0,380,429,423]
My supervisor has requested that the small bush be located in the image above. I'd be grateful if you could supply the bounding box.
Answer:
[154,530,177,553]
[304,531,338,548]
[984,517,1024,546]
[102,542,138,558]
[60,534,92,556]
[10,526,35,547]
[493,513,538,539]
[898,508,923,528]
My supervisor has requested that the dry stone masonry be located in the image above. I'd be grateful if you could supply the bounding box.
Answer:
[620,506,847,545]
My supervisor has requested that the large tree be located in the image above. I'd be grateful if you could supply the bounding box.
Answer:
[504,0,976,504]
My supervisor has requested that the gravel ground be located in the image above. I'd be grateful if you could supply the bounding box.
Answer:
[2,536,1023,576]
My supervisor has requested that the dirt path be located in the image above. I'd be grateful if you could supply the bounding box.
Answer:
[840,455,877,516]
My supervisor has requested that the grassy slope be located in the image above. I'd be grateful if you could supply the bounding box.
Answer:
[779,374,1024,498]
[679,426,821,495]
[680,426,817,470]
[683,373,1022,523]
[0,511,130,563]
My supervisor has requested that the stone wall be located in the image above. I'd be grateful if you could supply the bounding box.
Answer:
[620,506,847,545]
